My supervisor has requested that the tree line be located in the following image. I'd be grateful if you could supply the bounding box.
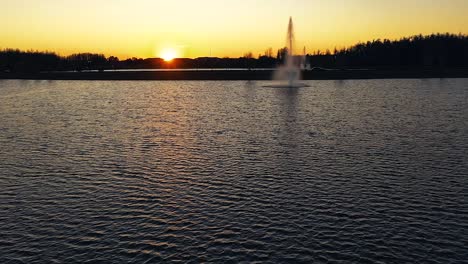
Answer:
[309,33,468,68]
[1,33,467,73]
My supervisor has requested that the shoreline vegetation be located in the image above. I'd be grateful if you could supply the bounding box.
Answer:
[1,33,467,80]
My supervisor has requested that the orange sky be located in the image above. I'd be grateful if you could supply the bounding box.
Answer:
[1,0,467,59]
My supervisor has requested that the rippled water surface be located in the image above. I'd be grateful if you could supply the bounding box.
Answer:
[1,79,467,263]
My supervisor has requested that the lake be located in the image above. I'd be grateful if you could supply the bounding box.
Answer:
[0,79,467,263]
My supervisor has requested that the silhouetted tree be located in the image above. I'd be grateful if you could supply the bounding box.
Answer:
[264,48,274,58]
[276,47,288,63]
[107,56,119,69]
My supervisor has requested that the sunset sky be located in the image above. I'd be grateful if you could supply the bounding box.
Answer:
[1,0,468,59]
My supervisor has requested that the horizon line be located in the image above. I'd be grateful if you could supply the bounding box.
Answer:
[2,32,467,60]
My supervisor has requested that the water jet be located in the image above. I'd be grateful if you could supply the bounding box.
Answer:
[269,17,309,88]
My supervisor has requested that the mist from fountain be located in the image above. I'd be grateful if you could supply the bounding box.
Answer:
[271,17,308,88]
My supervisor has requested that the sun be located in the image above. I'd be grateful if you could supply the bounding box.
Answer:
[161,48,177,62]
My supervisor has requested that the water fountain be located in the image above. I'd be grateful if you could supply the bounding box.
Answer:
[270,17,308,88]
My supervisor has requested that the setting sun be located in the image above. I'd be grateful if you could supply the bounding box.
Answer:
[161,48,177,61]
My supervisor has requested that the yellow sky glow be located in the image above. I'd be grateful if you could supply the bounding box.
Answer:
[1,0,467,59]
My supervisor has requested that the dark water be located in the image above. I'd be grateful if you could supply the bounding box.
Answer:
[1,79,467,263]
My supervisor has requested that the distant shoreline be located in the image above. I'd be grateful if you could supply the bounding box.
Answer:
[1,69,468,81]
